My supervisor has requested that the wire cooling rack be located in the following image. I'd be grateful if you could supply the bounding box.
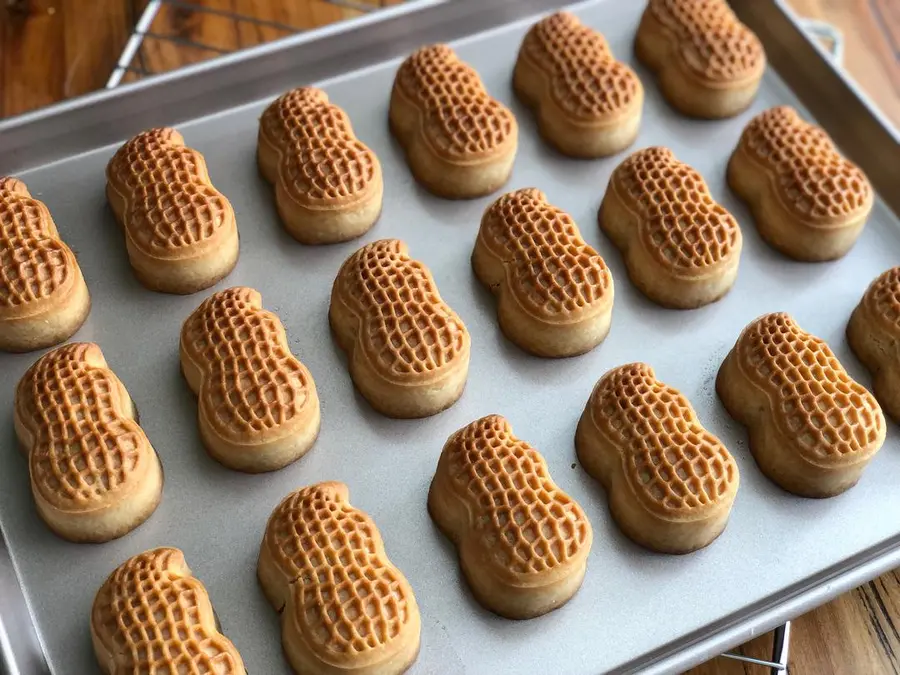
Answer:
[101,2,843,672]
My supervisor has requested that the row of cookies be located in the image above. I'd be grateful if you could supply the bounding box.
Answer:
[0,101,873,357]
[15,257,897,548]
[86,302,890,674]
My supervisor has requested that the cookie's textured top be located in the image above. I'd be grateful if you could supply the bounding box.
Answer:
[611,147,741,274]
[260,87,380,208]
[734,313,883,465]
[263,482,418,664]
[107,128,234,259]
[15,343,155,512]
[441,415,591,582]
[0,177,78,314]
[520,12,641,121]
[481,188,612,322]
[648,0,764,83]
[181,287,316,443]
[394,44,516,160]
[738,106,872,225]
[332,239,469,383]
[91,547,245,674]
[587,363,737,519]
[859,267,900,334]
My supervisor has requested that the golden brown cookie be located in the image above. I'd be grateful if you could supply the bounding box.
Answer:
[13,343,163,542]
[474,188,614,356]
[513,12,644,157]
[428,415,592,619]
[106,128,239,293]
[635,0,765,118]
[599,147,742,308]
[728,106,873,261]
[717,313,885,497]
[848,267,900,422]
[258,482,420,675]
[0,177,91,352]
[258,87,383,244]
[389,44,518,198]
[92,547,245,675]
[330,239,470,418]
[576,363,739,553]
[180,287,321,472]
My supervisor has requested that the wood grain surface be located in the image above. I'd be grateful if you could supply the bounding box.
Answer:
[2,1,900,673]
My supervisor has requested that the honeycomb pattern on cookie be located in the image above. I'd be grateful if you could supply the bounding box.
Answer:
[395,45,516,158]
[0,177,73,310]
[589,363,737,515]
[108,128,232,256]
[181,287,314,440]
[17,343,153,506]
[522,12,641,120]
[333,239,468,378]
[736,313,883,462]
[649,0,764,82]
[443,415,591,576]
[862,267,900,332]
[613,147,740,270]
[261,88,379,205]
[265,483,416,655]
[740,106,871,222]
[482,188,612,319]
[92,548,244,674]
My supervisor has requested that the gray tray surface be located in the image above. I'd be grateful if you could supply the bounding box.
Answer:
[1,1,898,673]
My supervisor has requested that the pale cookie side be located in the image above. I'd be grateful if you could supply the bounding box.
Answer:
[847,267,900,422]
[599,147,742,309]
[258,482,420,675]
[330,239,470,418]
[728,106,873,261]
[635,0,765,118]
[389,44,518,199]
[717,313,885,498]
[474,188,614,357]
[513,11,643,157]
[575,363,739,553]
[428,415,592,619]
[180,287,321,472]
[106,128,239,293]
[92,548,245,675]
[0,177,91,352]
[258,87,383,244]
[14,343,163,542]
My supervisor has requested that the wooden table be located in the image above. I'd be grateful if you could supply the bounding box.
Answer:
[2,1,899,673]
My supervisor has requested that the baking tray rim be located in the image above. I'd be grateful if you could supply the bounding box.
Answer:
[1,0,899,674]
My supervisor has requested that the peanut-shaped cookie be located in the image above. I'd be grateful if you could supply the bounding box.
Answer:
[729,106,873,261]
[718,313,885,497]
[600,147,742,308]
[14,343,163,542]
[635,0,765,118]
[513,12,643,157]
[258,87,383,244]
[180,287,320,472]
[475,188,614,356]
[258,482,420,675]
[576,363,739,553]
[92,548,245,675]
[106,128,239,293]
[390,44,518,198]
[429,415,592,619]
[848,267,900,422]
[330,239,470,418]
[0,177,90,352]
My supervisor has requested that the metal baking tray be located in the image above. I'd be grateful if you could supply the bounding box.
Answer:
[1,0,899,673]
